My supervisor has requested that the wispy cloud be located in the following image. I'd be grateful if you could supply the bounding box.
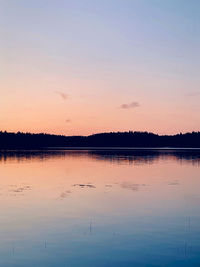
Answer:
[55,91,68,100]
[187,91,200,97]
[120,101,140,109]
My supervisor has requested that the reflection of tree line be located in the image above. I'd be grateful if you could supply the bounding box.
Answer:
[89,150,200,165]
[0,150,67,163]
[0,149,200,165]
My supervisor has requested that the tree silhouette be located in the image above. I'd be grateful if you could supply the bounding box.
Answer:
[0,130,200,148]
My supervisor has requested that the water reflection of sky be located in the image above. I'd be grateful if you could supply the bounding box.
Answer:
[0,150,200,266]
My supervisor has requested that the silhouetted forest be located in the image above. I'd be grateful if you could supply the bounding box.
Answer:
[0,131,200,148]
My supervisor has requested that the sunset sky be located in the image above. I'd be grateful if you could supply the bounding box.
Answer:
[1,0,200,136]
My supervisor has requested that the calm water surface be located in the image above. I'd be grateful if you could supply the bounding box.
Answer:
[0,150,200,267]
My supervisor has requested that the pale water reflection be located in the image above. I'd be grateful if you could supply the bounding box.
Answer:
[0,150,200,266]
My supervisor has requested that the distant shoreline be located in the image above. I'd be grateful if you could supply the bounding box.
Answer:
[1,147,200,151]
[46,147,200,151]
[0,131,200,149]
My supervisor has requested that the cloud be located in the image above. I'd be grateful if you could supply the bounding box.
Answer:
[65,119,71,123]
[55,91,68,100]
[187,91,200,97]
[120,101,140,109]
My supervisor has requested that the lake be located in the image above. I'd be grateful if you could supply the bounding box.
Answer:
[0,149,200,267]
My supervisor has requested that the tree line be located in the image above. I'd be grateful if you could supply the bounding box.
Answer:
[0,130,200,148]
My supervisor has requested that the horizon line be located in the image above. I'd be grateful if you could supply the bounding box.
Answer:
[1,130,200,138]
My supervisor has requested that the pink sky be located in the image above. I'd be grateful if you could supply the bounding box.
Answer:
[1,0,200,135]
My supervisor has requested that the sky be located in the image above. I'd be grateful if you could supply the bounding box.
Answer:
[1,0,200,136]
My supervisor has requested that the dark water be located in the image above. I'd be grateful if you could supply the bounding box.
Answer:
[0,149,200,267]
